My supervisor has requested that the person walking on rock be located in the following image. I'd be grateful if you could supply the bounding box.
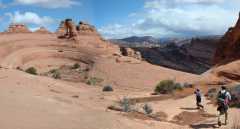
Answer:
[194,89,204,110]
[217,86,231,127]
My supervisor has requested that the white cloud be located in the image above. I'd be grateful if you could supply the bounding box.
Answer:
[14,0,80,8]
[144,0,225,9]
[29,27,40,32]
[100,0,239,39]
[6,11,55,26]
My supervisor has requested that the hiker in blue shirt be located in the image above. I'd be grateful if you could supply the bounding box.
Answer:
[194,89,204,110]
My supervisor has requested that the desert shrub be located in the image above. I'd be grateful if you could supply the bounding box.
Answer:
[229,85,240,107]
[175,83,184,91]
[120,97,132,112]
[102,85,113,92]
[25,67,37,75]
[183,82,193,88]
[143,104,153,115]
[50,69,58,73]
[206,88,218,99]
[72,63,80,69]
[49,69,61,79]
[52,71,61,79]
[86,77,103,86]
[154,80,183,94]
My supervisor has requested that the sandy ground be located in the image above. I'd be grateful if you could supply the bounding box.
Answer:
[0,69,238,129]
[0,33,238,129]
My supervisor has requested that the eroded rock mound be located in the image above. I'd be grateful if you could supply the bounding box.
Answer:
[35,27,51,34]
[57,20,101,39]
[77,21,99,36]
[120,47,142,60]
[6,23,31,33]
[214,13,240,64]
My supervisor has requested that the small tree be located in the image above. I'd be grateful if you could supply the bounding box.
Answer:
[25,67,37,75]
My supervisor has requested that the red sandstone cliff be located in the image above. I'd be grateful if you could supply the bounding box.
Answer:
[214,13,240,64]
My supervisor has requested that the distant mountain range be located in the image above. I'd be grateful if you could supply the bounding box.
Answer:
[110,36,162,47]
[111,35,222,47]
[111,35,222,74]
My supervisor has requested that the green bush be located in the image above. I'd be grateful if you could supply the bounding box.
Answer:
[143,104,153,115]
[50,69,58,73]
[154,80,183,94]
[86,77,103,86]
[72,63,80,69]
[102,85,113,92]
[25,67,37,75]
[52,71,61,79]
[49,69,61,79]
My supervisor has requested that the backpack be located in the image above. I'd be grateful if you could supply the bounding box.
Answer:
[218,91,229,106]
[217,91,229,113]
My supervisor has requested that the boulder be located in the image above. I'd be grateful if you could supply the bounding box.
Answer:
[214,13,240,64]
[120,47,142,60]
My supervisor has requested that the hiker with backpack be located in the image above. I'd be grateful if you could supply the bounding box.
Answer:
[194,89,204,110]
[217,86,231,127]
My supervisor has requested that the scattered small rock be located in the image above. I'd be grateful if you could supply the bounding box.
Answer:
[72,95,79,98]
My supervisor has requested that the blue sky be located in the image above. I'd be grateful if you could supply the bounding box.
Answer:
[0,0,240,39]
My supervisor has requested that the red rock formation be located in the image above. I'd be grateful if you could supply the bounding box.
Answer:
[56,21,66,35]
[57,19,78,39]
[214,13,240,64]
[120,47,142,60]
[76,21,99,36]
[6,23,31,33]
[35,27,51,34]
[65,19,78,38]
